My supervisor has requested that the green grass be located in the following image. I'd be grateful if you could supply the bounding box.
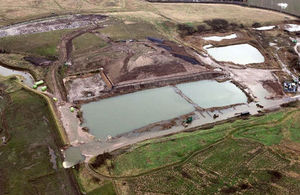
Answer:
[288,114,300,143]
[92,108,300,177]
[102,124,228,176]
[125,138,299,194]
[0,78,76,194]
[72,32,107,55]
[234,125,283,146]
[234,111,300,145]
[0,29,72,57]
[99,22,165,41]
[87,182,116,195]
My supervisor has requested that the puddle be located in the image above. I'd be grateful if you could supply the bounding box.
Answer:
[63,147,85,168]
[48,146,57,170]
[254,26,275,31]
[203,34,237,41]
[0,65,34,86]
[205,44,265,65]
[284,24,300,32]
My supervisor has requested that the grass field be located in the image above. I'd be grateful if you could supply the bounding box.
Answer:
[0,0,295,27]
[0,29,72,57]
[87,182,116,195]
[0,77,77,194]
[124,138,300,194]
[72,32,107,55]
[0,0,122,26]
[99,21,165,41]
[151,3,294,25]
[91,108,299,177]
[86,105,300,194]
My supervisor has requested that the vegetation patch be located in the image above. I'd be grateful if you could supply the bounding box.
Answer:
[72,32,107,55]
[0,29,72,57]
[0,53,47,80]
[86,107,300,194]
[0,78,76,194]
[99,22,165,41]
[87,182,116,195]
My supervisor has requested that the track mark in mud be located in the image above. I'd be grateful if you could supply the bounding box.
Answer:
[53,0,64,9]
[121,52,134,73]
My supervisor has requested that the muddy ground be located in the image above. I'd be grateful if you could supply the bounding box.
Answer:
[68,40,207,82]
[65,38,215,102]
[64,73,108,102]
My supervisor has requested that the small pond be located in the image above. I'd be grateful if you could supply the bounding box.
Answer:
[203,34,237,41]
[205,44,265,65]
[0,65,34,86]
[63,147,85,168]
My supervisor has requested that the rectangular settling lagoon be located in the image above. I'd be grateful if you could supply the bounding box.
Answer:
[176,80,248,108]
[81,86,195,140]
[81,80,248,140]
[205,44,265,65]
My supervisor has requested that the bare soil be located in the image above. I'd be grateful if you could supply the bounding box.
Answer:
[23,56,54,66]
[69,40,208,85]
[262,80,285,97]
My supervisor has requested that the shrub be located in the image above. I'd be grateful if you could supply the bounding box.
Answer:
[177,24,196,36]
[252,22,262,28]
[204,19,229,31]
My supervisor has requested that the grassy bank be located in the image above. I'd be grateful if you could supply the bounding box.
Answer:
[91,107,299,177]
[125,136,300,194]
[80,104,300,194]
[0,53,47,80]
[0,77,76,194]
[102,105,299,194]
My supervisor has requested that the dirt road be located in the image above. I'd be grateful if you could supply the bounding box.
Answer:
[50,23,109,103]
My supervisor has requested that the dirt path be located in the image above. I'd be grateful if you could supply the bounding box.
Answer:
[50,25,108,103]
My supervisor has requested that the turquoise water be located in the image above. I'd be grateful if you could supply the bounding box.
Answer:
[81,80,248,140]
[206,44,265,65]
[176,80,248,108]
[81,86,195,140]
